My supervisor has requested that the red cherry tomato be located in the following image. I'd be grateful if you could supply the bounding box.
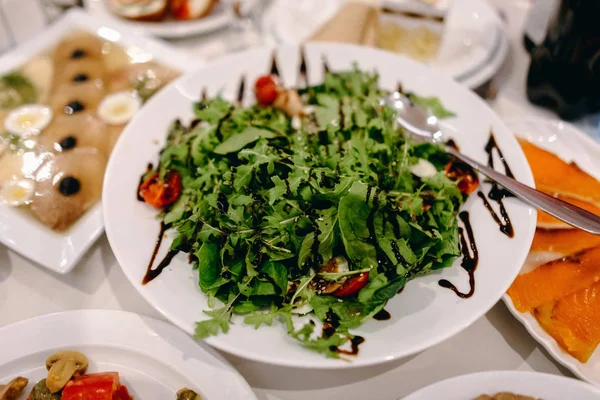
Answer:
[444,159,479,195]
[139,170,182,209]
[113,384,133,400]
[333,272,369,297]
[254,75,279,106]
[170,0,190,20]
[61,372,119,400]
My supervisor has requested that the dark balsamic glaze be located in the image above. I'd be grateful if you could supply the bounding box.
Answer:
[481,134,515,238]
[215,108,233,141]
[137,163,153,201]
[438,211,479,298]
[322,309,341,338]
[446,138,459,151]
[322,55,330,74]
[236,76,245,105]
[298,47,308,86]
[335,336,365,356]
[143,222,179,284]
[373,309,391,321]
[365,188,394,269]
[270,54,280,77]
[201,88,207,101]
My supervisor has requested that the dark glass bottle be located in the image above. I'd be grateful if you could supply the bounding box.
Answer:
[526,0,600,120]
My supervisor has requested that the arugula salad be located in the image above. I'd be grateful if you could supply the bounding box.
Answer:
[138,67,477,358]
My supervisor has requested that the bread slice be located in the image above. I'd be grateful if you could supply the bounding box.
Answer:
[169,0,217,21]
[110,0,168,22]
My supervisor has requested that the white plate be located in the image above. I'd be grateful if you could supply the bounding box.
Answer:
[263,0,507,89]
[0,9,201,274]
[0,309,257,400]
[103,43,536,368]
[84,0,230,39]
[503,116,600,386]
[402,371,600,399]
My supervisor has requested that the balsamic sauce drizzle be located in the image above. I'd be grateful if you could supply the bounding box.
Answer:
[481,134,515,238]
[373,309,391,321]
[322,308,365,355]
[236,76,245,105]
[322,55,330,74]
[201,88,207,101]
[270,53,280,76]
[438,211,479,298]
[143,223,180,285]
[298,46,308,87]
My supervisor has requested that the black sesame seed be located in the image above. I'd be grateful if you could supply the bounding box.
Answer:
[71,49,86,59]
[58,136,77,150]
[64,101,85,115]
[72,73,89,82]
[58,176,81,196]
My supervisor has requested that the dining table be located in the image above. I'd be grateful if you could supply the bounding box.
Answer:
[1,1,598,399]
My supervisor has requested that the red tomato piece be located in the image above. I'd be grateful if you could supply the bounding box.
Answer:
[170,0,190,20]
[444,159,479,195]
[333,273,369,297]
[113,384,133,400]
[139,171,182,209]
[61,372,119,400]
[254,75,279,106]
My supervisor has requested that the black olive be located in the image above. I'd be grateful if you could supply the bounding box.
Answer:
[58,136,77,151]
[72,73,89,82]
[64,101,85,114]
[58,176,81,196]
[71,49,86,59]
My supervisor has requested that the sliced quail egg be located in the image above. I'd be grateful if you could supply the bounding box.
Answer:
[4,104,53,136]
[97,91,141,125]
[409,158,437,178]
[0,178,35,206]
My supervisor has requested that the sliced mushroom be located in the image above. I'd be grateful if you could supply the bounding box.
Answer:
[273,89,304,117]
[31,148,106,231]
[39,113,109,157]
[177,388,201,400]
[45,351,88,393]
[0,377,28,400]
[28,379,60,400]
[49,81,105,116]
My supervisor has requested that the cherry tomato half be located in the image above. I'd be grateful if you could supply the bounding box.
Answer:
[333,273,369,297]
[444,159,479,195]
[254,75,279,106]
[139,170,182,209]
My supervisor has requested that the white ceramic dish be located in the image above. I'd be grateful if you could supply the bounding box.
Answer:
[503,116,600,387]
[84,0,230,39]
[103,43,536,368]
[402,371,600,399]
[0,309,257,400]
[0,8,201,274]
[263,0,508,89]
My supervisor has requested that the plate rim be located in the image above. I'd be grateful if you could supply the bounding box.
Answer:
[401,370,600,399]
[0,8,201,274]
[0,309,258,400]
[502,116,600,387]
[104,42,536,368]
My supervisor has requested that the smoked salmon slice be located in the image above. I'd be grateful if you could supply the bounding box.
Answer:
[518,139,600,207]
[534,281,600,362]
[507,245,600,312]
[530,229,600,255]
[537,196,600,229]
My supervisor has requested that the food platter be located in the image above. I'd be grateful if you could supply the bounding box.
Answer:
[103,43,536,368]
[0,309,257,400]
[503,116,600,386]
[84,0,231,39]
[402,371,600,400]
[0,9,201,274]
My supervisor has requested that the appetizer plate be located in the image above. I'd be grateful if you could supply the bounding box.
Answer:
[84,0,231,39]
[104,43,536,368]
[0,8,201,274]
[503,116,600,386]
[401,371,600,399]
[0,310,257,399]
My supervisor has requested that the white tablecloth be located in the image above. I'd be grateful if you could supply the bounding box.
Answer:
[0,1,587,399]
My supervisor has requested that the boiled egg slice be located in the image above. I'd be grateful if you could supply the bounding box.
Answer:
[4,105,53,136]
[97,91,141,125]
[0,178,35,206]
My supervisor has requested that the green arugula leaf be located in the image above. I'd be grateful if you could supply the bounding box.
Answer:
[407,93,456,119]
[213,127,276,154]
[194,307,231,339]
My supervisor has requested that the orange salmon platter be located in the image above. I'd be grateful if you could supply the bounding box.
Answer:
[504,118,600,385]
